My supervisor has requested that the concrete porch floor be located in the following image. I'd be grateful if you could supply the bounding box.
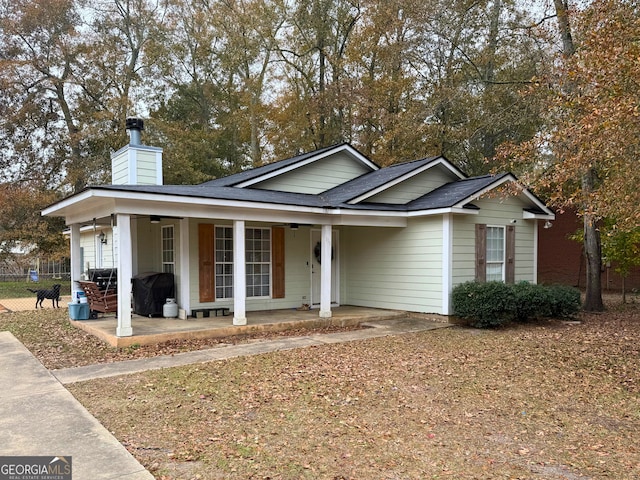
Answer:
[70,306,412,348]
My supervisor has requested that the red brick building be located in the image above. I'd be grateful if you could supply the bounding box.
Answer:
[538,210,640,291]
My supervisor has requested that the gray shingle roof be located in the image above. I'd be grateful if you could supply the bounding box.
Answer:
[94,171,511,212]
[407,173,510,210]
[200,143,370,187]
[321,156,443,204]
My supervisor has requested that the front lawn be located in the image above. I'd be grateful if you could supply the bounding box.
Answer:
[2,295,638,479]
[62,300,640,479]
[0,279,72,299]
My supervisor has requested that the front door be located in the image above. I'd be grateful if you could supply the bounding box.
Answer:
[310,229,338,306]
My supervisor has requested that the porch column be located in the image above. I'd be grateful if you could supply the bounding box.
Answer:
[319,224,332,318]
[442,213,453,315]
[178,217,191,316]
[70,223,82,299]
[233,220,247,325]
[533,220,539,284]
[115,213,133,337]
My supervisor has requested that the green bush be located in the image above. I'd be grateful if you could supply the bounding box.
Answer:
[513,281,552,321]
[452,281,581,328]
[546,284,582,318]
[451,281,516,328]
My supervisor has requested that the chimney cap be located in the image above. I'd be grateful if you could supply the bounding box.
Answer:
[126,117,144,131]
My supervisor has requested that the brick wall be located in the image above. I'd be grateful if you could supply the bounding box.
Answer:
[538,210,640,291]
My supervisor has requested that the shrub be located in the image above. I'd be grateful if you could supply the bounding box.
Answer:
[513,281,553,321]
[452,281,582,328]
[451,281,516,328]
[546,284,582,318]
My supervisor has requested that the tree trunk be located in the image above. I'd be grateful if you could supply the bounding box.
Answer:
[554,0,603,311]
[582,170,604,311]
[554,0,576,57]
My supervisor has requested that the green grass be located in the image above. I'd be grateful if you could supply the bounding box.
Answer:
[0,279,72,299]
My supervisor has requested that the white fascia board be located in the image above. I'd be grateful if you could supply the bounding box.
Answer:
[42,190,95,216]
[523,210,555,220]
[452,174,555,217]
[347,157,465,205]
[407,207,479,217]
[519,190,555,217]
[236,144,379,188]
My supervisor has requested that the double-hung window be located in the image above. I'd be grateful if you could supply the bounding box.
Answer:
[162,225,175,274]
[215,226,234,299]
[476,223,515,283]
[485,226,505,281]
[200,224,283,302]
[246,228,271,297]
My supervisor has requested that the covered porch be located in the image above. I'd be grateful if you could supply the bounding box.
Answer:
[69,306,411,348]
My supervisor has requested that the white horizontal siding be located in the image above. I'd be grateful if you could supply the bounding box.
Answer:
[135,150,160,185]
[367,164,457,204]
[253,152,371,194]
[343,218,444,313]
[111,150,130,185]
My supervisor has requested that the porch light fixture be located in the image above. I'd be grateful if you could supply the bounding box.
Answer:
[544,220,553,229]
[150,215,161,224]
[99,231,107,244]
[290,223,299,230]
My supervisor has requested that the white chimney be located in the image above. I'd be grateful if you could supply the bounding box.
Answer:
[111,117,163,185]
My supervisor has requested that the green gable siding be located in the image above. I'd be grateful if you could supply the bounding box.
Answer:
[252,152,372,194]
[343,218,444,313]
[452,194,536,287]
[366,164,459,204]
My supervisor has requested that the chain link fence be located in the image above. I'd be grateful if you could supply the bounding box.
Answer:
[0,257,72,313]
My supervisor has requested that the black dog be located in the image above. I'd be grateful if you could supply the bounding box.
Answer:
[27,284,61,308]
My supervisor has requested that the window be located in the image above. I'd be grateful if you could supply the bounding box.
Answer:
[162,225,175,274]
[246,228,271,297]
[215,226,233,299]
[476,224,515,283]
[485,226,505,281]
[201,225,279,301]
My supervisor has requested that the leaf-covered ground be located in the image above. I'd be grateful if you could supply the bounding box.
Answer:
[2,297,639,479]
[0,309,360,370]
[65,300,640,479]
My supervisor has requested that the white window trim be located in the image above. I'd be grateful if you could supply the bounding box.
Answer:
[214,225,273,300]
[486,225,506,282]
[245,227,272,299]
[161,225,175,274]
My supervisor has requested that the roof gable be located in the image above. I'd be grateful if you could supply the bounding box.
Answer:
[201,143,378,194]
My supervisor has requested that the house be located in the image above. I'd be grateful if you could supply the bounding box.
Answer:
[538,208,640,291]
[43,118,555,338]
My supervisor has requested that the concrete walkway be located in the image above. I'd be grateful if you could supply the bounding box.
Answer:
[0,331,153,479]
[1,317,450,479]
[54,317,450,384]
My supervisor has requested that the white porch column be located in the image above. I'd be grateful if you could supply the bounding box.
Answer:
[319,224,332,318]
[533,220,539,284]
[233,220,247,325]
[178,218,191,316]
[116,214,133,337]
[70,224,82,299]
[442,213,453,315]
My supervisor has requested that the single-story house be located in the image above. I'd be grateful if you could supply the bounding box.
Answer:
[43,119,555,337]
